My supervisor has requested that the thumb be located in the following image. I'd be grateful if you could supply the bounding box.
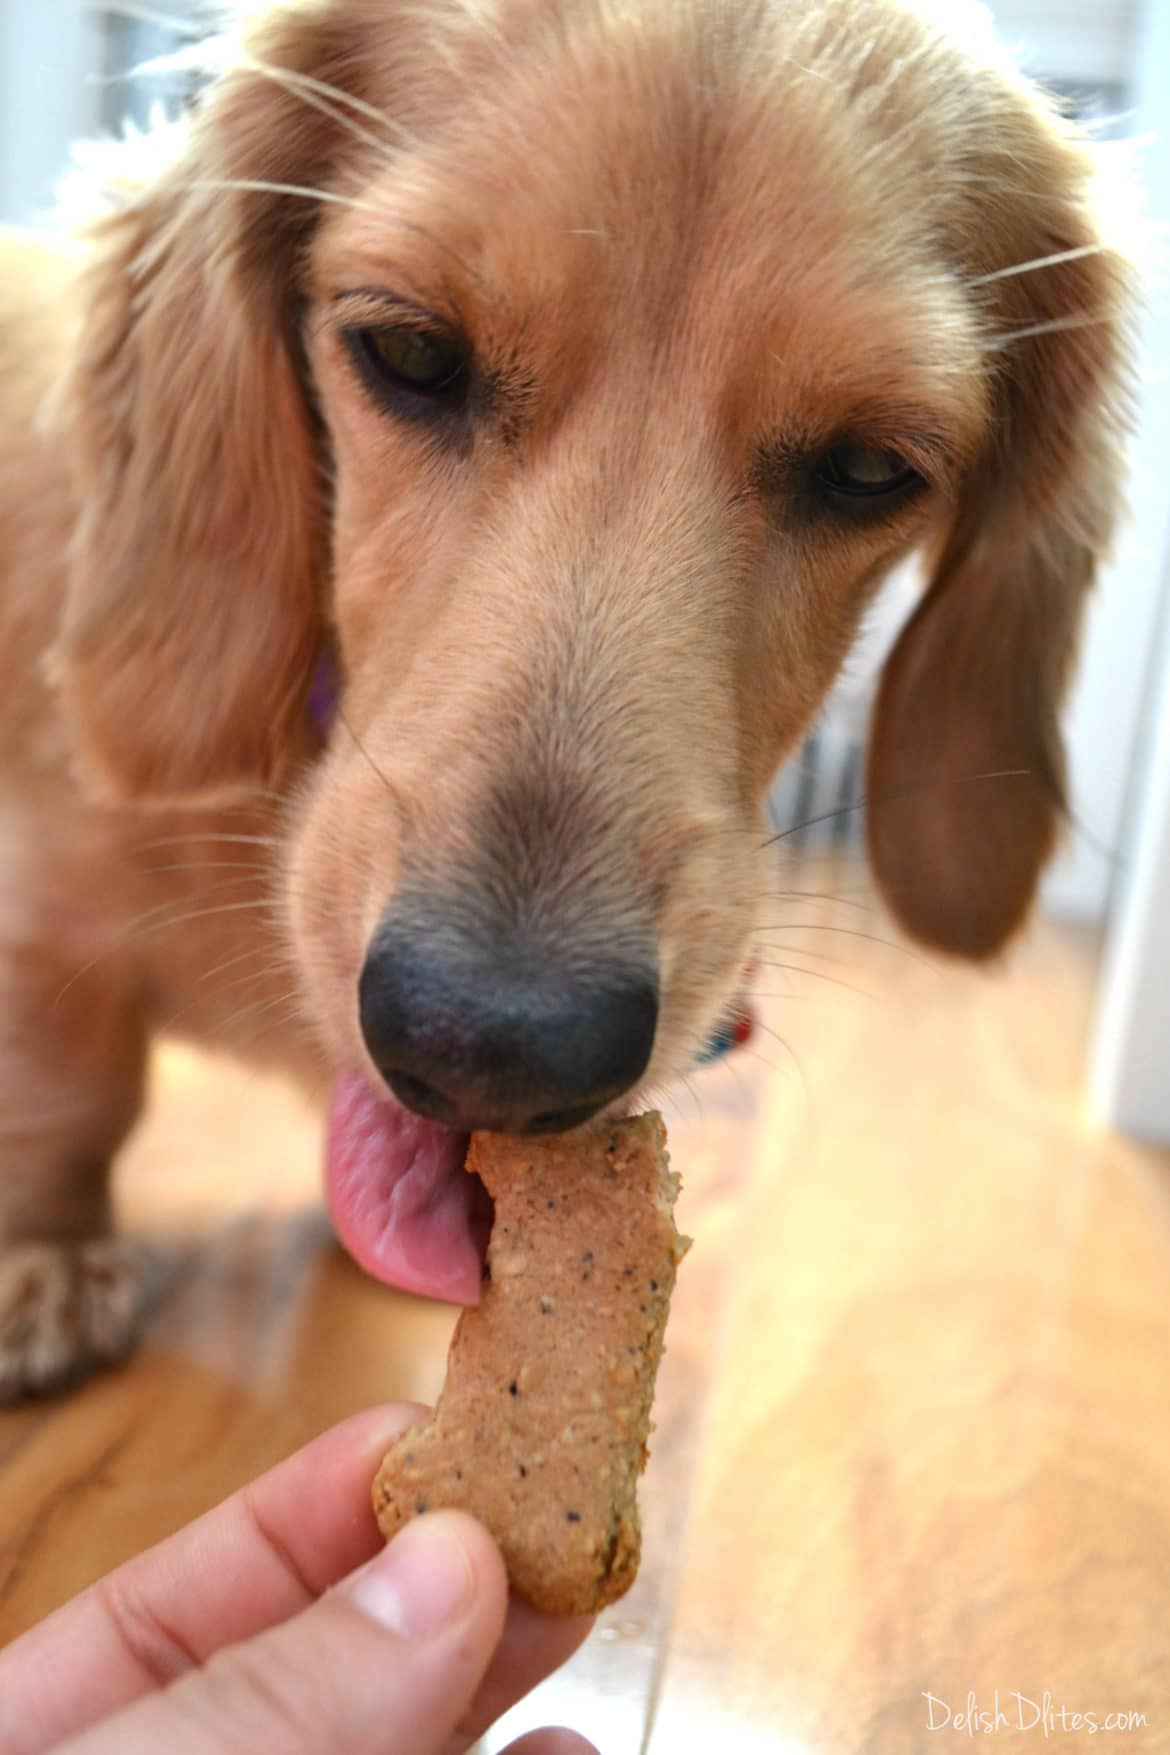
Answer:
[59,1512,509,1755]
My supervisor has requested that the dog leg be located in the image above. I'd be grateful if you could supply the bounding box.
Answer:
[0,934,148,1403]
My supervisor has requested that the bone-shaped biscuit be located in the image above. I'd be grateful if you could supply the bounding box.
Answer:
[372,1112,688,1615]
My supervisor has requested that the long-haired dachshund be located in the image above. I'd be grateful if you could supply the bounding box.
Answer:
[0,0,1132,1397]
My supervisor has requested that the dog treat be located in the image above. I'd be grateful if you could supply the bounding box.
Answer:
[372,1112,688,1615]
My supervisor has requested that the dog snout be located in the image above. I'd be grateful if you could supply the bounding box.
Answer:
[358,912,658,1134]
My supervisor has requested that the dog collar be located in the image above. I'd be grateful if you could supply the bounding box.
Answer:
[308,650,340,738]
[697,955,758,1064]
[697,1000,755,1064]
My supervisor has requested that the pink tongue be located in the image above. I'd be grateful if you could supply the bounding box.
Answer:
[324,1071,488,1305]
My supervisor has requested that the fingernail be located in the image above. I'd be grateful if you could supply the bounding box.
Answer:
[344,1514,477,1639]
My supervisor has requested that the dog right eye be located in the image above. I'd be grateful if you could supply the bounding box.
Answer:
[346,323,469,409]
[815,442,922,501]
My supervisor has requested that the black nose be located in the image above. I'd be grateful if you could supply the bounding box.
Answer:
[358,916,658,1134]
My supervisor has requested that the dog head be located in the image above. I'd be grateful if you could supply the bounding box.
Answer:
[58,0,1132,1134]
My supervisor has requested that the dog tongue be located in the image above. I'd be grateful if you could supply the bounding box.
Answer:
[324,1071,488,1305]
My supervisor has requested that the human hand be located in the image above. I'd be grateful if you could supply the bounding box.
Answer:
[0,1404,598,1755]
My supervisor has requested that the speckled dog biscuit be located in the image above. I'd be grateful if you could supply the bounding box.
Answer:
[372,1112,688,1615]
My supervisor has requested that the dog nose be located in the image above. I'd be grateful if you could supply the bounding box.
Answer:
[358,917,658,1134]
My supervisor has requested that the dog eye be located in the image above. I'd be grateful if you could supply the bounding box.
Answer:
[815,442,922,503]
[348,323,468,403]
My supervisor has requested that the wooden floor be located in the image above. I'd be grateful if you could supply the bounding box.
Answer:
[3,864,1170,1753]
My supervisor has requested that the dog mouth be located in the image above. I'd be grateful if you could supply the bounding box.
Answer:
[323,1070,630,1304]
[323,981,756,1305]
[324,1071,492,1304]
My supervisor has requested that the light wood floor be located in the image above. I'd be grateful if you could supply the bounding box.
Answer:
[3,865,1170,1754]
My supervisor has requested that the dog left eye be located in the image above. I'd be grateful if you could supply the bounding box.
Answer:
[348,323,469,403]
[815,442,922,501]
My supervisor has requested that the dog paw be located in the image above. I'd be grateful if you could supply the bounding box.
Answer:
[0,1239,149,1403]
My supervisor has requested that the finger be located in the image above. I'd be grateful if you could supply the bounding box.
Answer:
[0,1403,428,1755]
[56,1511,509,1755]
[501,1732,600,1755]
[449,1596,594,1750]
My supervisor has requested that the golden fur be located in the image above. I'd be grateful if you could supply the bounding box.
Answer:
[0,0,1133,1395]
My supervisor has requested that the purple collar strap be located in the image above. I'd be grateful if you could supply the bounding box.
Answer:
[308,649,340,738]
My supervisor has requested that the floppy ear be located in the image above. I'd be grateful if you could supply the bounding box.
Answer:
[865,111,1134,958]
[56,10,370,802]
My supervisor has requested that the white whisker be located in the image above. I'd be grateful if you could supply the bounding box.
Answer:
[969,241,1111,285]
[54,896,275,1009]
[166,983,307,1043]
[185,177,380,213]
[751,961,877,1001]
[127,895,277,938]
[91,874,270,942]
[676,1070,706,1122]
[239,54,414,158]
[754,922,931,964]
[752,940,863,970]
[190,944,274,989]
[139,859,277,877]
[750,1017,810,1101]
[983,311,1115,349]
[751,886,876,914]
[96,2,203,39]
[711,1044,753,1108]
[134,833,283,852]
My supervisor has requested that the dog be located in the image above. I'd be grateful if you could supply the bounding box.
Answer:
[0,0,1132,1399]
